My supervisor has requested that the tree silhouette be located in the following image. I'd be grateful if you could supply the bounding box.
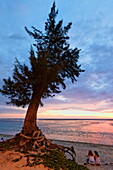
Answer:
[0,2,84,136]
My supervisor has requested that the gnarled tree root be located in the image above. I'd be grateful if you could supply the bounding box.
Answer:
[19,130,76,161]
[0,129,76,161]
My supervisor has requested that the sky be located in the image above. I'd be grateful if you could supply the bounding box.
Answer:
[0,0,113,119]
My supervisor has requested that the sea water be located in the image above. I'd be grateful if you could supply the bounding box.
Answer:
[0,118,113,145]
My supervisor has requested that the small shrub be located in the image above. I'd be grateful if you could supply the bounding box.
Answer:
[41,150,89,170]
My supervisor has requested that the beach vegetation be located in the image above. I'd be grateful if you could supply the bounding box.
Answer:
[12,150,89,170]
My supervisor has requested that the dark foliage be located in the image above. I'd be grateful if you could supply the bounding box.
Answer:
[0,2,84,108]
[24,150,89,170]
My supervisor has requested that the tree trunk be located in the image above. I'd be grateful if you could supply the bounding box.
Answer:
[22,90,41,135]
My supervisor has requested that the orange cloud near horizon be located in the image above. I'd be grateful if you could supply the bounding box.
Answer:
[0,98,113,119]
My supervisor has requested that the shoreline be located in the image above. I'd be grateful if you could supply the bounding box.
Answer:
[52,138,113,147]
[0,133,113,147]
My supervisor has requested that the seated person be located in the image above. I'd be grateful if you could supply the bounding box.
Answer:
[85,150,95,165]
[94,151,101,166]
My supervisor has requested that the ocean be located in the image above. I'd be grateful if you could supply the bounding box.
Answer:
[0,118,113,145]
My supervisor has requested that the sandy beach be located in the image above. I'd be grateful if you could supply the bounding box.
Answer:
[54,140,113,170]
[0,139,113,170]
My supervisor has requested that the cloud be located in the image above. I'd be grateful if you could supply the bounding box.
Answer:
[0,0,113,118]
[8,34,27,41]
[0,105,26,114]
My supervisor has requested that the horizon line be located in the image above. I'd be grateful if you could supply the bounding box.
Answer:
[0,118,113,120]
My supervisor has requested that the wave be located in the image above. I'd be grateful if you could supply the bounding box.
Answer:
[0,134,14,141]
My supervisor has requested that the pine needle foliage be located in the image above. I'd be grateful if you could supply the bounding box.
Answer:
[0,2,84,108]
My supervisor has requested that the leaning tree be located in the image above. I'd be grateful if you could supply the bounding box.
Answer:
[0,2,84,155]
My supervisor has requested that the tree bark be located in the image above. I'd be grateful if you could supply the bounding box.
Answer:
[22,90,41,135]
